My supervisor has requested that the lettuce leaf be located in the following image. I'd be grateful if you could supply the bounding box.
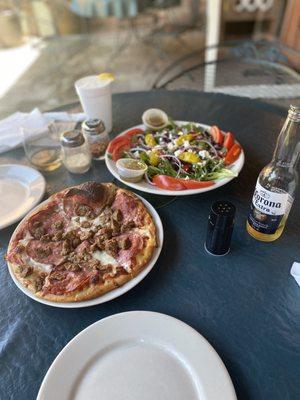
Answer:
[203,168,238,181]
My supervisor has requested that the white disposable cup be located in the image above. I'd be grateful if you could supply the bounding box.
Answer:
[75,75,113,132]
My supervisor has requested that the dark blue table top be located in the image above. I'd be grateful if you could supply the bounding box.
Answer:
[0,91,299,400]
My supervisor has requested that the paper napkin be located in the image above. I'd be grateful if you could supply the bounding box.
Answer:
[0,108,85,154]
[291,262,300,287]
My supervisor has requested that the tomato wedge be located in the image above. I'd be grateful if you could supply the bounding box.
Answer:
[210,125,224,145]
[107,128,144,154]
[123,128,144,139]
[223,132,235,151]
[152,175,215,191]
[107,136,128,153]
[176,179,215,189]
[112,141,130,161]
[225,143,242,165]
[152,175,186,191]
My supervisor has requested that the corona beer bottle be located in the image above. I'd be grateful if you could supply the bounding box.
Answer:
[247,105,300,241]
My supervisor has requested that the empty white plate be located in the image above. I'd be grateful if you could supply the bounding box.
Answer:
[0,164,46,229]
[37,311,237,400]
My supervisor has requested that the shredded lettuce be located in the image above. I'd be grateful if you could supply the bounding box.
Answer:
[147,159,177,178]
[139,152,150,164]
[119,121,239,183]
[166,118,176,129]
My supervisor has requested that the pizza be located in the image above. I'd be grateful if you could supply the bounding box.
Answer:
[6,182,157,302]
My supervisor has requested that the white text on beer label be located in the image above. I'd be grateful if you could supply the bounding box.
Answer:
[252,181,292,216]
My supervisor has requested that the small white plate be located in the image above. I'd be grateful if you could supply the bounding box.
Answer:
[0,164,46,229]
[105,121,245,196]
[7,194,163,308]
[37,311,237,400]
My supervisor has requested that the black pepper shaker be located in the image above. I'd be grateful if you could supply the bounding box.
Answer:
[205,201,236,256]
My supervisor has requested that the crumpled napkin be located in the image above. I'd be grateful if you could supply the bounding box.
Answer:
[291,262,300,287]
[0,108,85,154]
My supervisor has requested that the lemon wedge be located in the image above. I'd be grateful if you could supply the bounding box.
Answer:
[97,73,115,82]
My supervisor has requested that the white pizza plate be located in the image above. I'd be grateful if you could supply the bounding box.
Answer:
[0,164,46,229]
[7,194,163,308]
[105,121,245,196]
[37,311,237,400]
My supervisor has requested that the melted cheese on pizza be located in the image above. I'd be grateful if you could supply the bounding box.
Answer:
[92,250,118,266]
[18,231,33,246]
[26,258,52,273]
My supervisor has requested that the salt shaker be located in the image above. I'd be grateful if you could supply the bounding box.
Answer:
[61,130,91,174]
[82,118,109,160]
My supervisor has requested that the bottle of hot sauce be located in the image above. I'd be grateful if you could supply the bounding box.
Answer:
[247,105,300,242]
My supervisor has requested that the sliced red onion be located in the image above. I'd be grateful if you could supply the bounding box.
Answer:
[159,138,172,144]
[136,138,151,149]
[160,154,181,164]
[214,144,222,150]
[159,154,183,177]
[179,145,200,152]
[154,132,169,139]
[144,172,155,185]
[129,147,149,154]
[195,140,218,157]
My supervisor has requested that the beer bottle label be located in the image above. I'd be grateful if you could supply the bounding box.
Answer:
[248,181,293,234]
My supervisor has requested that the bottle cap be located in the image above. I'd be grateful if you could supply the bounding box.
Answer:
[288,105,300,122]
[61,130,85,147]
[205,200,236,256]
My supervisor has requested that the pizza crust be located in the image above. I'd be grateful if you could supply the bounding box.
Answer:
[7,183,158,303]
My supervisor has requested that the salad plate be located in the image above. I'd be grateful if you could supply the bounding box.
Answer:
[105,121,244,196]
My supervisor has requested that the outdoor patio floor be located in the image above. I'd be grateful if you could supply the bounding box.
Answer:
[0,27,298,120]
[0,28,204,118]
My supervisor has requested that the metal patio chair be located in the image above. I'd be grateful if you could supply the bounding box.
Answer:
[151,40,300,103]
